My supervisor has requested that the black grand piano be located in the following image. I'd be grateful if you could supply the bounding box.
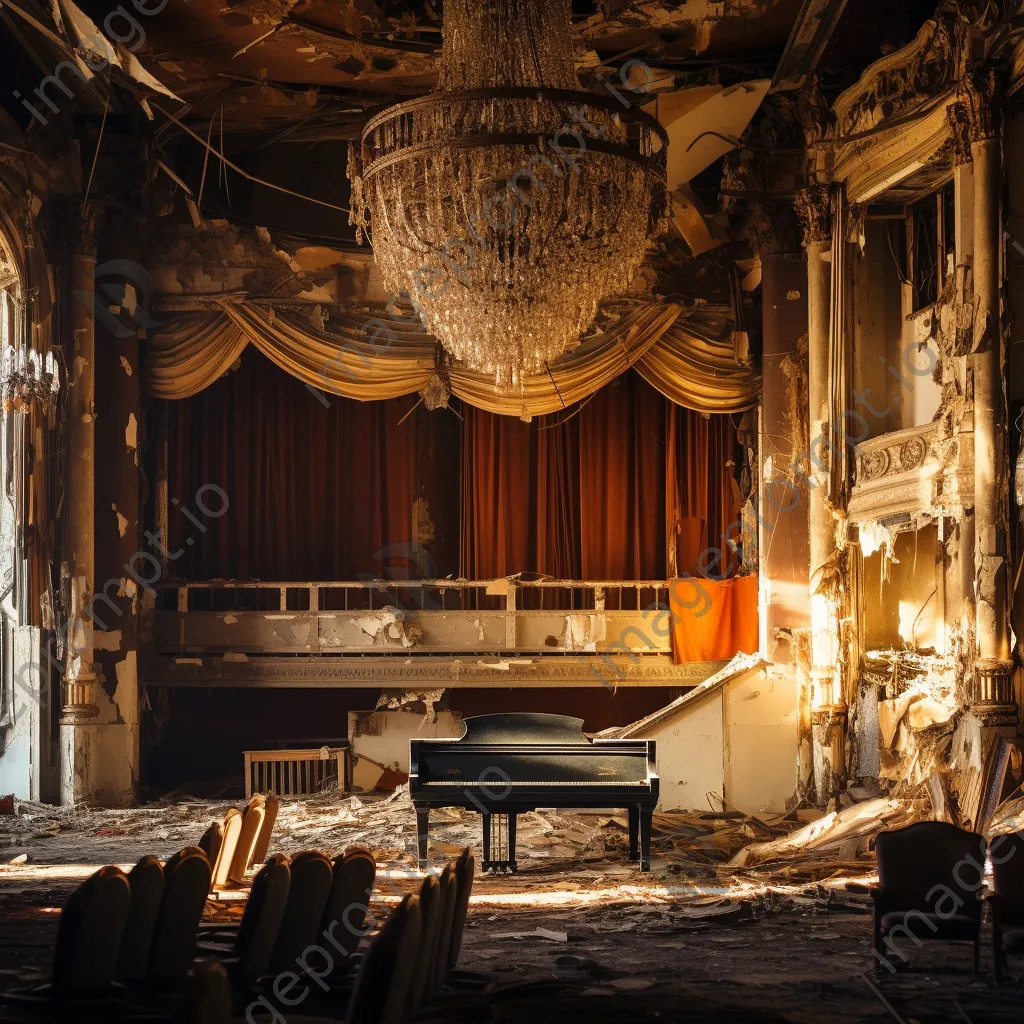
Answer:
[409,713,659,872]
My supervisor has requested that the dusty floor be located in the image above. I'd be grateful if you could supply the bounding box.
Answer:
[0,793,1022,1022]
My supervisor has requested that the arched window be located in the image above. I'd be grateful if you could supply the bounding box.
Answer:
[0,283,16,735]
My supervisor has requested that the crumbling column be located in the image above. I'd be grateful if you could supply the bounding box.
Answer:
[91,254,143,806]
[949,107,977,657]
[797,186,846,803]
[749,201,812,800]
[62,209,101,725]
[965,77,1015,720]
[60,206,103,803]
[797,188,838,698]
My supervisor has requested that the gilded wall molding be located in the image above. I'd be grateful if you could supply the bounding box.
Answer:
[832,9,966,140]
[827,2,1013,200]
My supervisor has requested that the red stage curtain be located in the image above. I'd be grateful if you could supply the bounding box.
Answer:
[164,348,420,580]
[162,354,740,586]
[579,374,667,581]
[463,373,740,587]
[666,407,741,579]
[459,409,580,580]
[669,574,759,663]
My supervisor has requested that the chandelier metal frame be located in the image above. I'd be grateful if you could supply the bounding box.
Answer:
[358,87,669,185]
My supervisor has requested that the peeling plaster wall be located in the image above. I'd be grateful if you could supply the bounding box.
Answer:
[645,691,725,812]
[898,309,942,431]
[59,718,138,808]
[348,708,464,789]
[1005,111,1024,654]
[70,287,142,805]
[759,254,810,656]
[723,666,799,813]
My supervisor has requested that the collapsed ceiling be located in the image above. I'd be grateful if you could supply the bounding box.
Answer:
[79,0,805,131]
[0,0,945,296]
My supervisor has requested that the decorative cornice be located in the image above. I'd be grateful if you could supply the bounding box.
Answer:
[143,654,729,688]
[833,12,965,140]
[795,186,832,247]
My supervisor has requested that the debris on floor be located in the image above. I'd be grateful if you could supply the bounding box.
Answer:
[4,789,1024,1021]
[728,796,924,869]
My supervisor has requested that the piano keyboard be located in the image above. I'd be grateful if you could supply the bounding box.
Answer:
[418,779,650,787]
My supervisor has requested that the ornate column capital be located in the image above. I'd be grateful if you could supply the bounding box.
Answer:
[739,201,802,258]
[795,186,832,247]
[76,202,103,258]
[947,102,974,166]
[961,67,1001,143]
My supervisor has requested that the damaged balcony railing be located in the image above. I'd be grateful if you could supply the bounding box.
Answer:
[152,578,677,657]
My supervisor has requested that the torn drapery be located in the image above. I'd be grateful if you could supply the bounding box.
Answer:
[669,574,759,664]
[143,299,759,416]
[143,312,250,399]
[450,304,677,416]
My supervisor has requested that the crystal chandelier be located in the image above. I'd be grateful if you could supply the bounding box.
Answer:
[1,345,59,416]
[347,0,667,387]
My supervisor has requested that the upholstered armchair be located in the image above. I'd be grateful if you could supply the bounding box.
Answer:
[989,830,1024,983]
[871,821,985,974]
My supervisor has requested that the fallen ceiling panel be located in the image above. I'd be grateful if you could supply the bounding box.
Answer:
[660,80,771,190]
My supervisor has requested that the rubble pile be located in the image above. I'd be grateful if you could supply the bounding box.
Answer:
[0,788,935,927]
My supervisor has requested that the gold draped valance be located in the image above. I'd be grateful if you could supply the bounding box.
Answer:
[144,298,759,416]
[636,318,759,413]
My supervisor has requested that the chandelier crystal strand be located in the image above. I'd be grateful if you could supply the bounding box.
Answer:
[348,0,667,388]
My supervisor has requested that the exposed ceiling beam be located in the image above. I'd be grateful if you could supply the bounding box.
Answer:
[772,0,849,91]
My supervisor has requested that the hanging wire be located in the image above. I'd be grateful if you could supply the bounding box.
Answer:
[153,104,351,214]
[82,101,109,208]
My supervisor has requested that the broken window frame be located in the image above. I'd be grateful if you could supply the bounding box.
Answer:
[907,180,955,314]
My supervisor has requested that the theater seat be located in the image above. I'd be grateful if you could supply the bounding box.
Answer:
[990,830,1024,982]
[878,911,981,940]
[871,821,985,974]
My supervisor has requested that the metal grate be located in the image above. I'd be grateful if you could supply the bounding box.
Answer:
[243,746,351,799]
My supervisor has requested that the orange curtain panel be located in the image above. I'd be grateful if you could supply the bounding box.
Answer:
[669,574,759,664]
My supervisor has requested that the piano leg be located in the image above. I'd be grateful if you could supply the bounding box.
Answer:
[416,806,430,867]
[508,812,518,873]
[482,812,491,870]
[628,806,640,861]
[481,812,517,872]
[639,806,653,872]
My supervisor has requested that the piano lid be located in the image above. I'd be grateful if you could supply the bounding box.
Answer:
[456,713,589,744]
